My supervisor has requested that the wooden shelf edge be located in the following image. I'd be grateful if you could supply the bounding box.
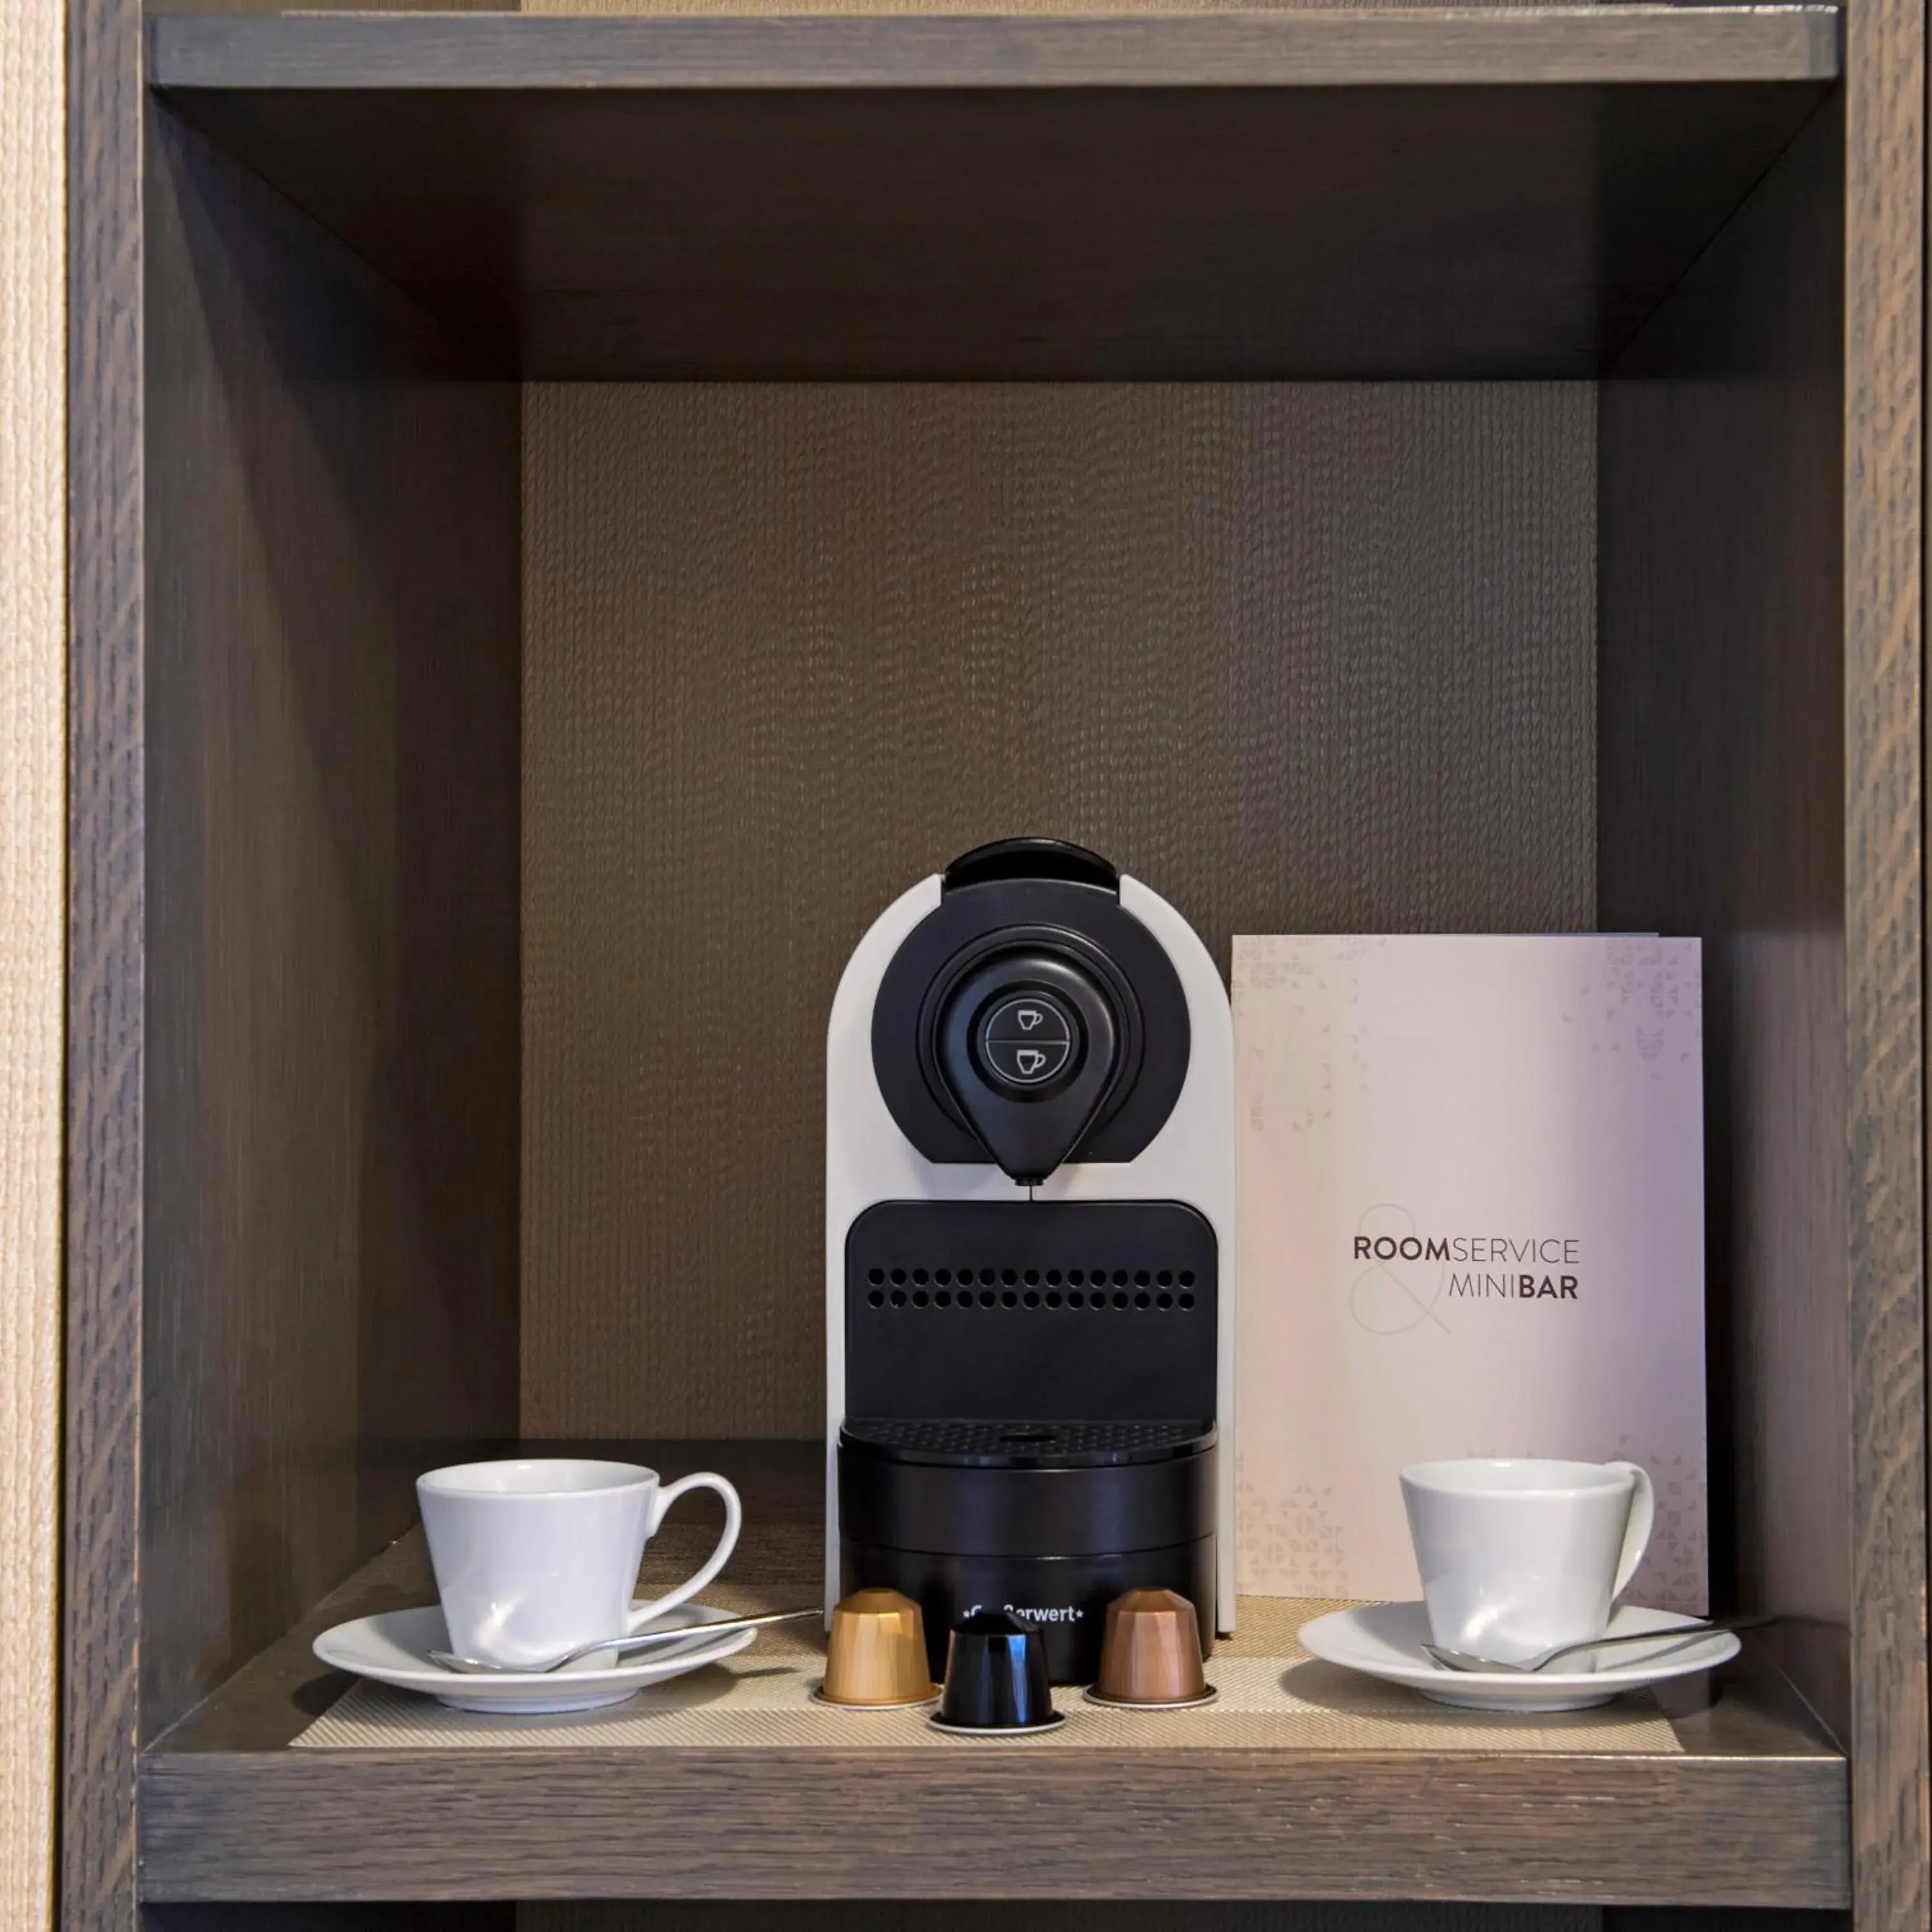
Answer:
[137,1742,1848,1906]
[148,7,1842,94]
[133,1444,1848,1909]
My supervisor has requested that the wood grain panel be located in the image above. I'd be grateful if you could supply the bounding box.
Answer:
[1602,30,1929,1926]
[521,383,1595,1437]
[137,1736,1848,1908]
[140,106,523,1748]
[1840,0,1930,1922]
[67,0,516,1922]
[147,14,1833,380]
[0,1,64,1926]
[147,0,511,17]
[150,10,1841,89]
[1600,97,1851,1739]
[64,0,147,1913]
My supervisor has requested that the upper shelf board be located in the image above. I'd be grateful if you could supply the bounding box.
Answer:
[153,8,1841,91]
[149,9,1841,379]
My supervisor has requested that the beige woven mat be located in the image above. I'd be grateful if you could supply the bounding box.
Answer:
[295,1593,1683,1753]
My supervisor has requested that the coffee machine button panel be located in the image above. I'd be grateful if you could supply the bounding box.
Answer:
[978,994,1075,1088]
[870,877,1193,1170]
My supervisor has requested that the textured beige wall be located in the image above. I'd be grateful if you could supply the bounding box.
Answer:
[521,383,1595,1439]
[0,0,64,1922]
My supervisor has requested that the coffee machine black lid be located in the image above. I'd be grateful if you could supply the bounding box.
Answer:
[943,838,1118,895]
[839,1421,1217,1558]
[871,842,1190,1175]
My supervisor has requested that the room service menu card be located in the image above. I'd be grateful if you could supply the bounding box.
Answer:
[1233,935,1707,1613]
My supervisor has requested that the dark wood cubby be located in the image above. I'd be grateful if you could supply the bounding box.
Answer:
[63,6,1926,1929]
[147,10,1837,379]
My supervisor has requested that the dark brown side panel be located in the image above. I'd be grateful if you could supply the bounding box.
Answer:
[65,0,147,1917]
[1600,100,1850,1739]
[1841,3,1931,1927]
[1605,23,1931,1917]
[139,106,521,1745]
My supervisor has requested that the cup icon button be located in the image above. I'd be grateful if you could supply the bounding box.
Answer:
[983,1037,1072,1085]
[978,992,1076,1090]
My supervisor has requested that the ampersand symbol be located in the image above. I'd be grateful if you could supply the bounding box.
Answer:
[1349,1204,1450,1335]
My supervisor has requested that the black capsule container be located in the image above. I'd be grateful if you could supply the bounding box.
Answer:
[937,1611,1059,1730]
[838,1421,1216,1684]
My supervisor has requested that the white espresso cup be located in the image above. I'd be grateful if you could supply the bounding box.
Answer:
[1399,1457,1654,1668]
[417,1458,742,1670]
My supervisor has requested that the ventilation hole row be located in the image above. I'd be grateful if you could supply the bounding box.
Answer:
[857,1417,1206,1456]
[866,1286,1198,1313]
[866,1265,1195,1290]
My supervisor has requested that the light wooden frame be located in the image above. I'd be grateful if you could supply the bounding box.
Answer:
[0,0,66,1926]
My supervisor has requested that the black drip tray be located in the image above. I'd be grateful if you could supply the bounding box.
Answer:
[842,1417,1214,1468]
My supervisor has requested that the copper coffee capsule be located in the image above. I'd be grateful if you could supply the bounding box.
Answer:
[817,1589,938,1707]
[1089,1588,1216,1708]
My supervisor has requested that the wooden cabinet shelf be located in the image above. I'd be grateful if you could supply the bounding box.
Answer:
[140,1444,1848,1908]
[61,3,1925,1926]
[151,6,1842,90]
[149,8,1838,379]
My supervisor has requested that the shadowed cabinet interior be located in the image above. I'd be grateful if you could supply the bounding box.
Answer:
[56,6,1924,1929]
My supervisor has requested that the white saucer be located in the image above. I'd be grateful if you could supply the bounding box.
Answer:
[1296,1602,1742,1713]
[313,1603,757,1714]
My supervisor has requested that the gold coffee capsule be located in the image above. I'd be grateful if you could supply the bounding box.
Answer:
[1094,1588,1211,1706]
[819,1589,938,1707]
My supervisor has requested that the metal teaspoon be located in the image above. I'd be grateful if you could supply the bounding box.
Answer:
[1422,1613,1774,1675]
[429,1605,818,1675]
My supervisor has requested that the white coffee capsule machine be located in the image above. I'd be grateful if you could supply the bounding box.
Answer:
[825,838,1235,1682]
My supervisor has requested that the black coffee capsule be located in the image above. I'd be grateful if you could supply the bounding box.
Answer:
[933,1609,1063,1734]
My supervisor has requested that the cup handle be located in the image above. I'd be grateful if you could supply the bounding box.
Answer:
[1607,1461,1655,1600]
[625,1473,743,1633]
